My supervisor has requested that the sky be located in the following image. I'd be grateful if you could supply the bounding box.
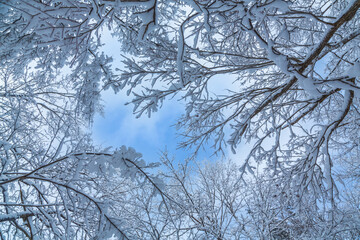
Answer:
[91,67,249,164]
[90,31,253,164]
[91,27,328,165]
[91,31,218,163]
[92,88,193,162]
[90,27,331,167]
[92,75,258,165]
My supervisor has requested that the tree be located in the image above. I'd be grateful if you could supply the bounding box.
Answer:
[129,155,360,239]
[0,2,162,238]
[117,0,360,207]
[0,54,166,239]
[1,0,360,238]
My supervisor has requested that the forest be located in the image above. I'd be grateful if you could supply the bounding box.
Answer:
[0,0,360,239]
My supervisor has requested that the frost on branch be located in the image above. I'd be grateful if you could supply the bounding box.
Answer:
[115,0,360,208]
[1,0,360,238]
[0,142,163,239]
[0,48,164,238]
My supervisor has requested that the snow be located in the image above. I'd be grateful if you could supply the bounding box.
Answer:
[269,0,290,12]
[137,6,156,39]
[278,27,290,41]
[182,0,201,13]
[347,62,360,78]
[177,25,185,87]
[265,42,321,97]
[0,211,33,222]
[0,140,11,150]
[107,0,155,8]
[267,50,289,73]
[327,80,360,97]
[296,74,322,98]
[323,149,332,190]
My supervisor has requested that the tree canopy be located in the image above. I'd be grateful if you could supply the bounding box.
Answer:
[1,0,360,239]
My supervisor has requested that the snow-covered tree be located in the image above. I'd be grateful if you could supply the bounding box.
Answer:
[0,60,165,239]
[0,2,163,238]
[117,0,360,209]
[134,155,360,239]
[1,0,360,238]
[115,0,360,206]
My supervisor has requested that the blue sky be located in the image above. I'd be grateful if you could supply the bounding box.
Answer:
[91,31,214,162]
[90,32,329,166]
[92,89,195,162]
[91,79,255,165]
[91,31,258,164]
[91,30,329,166]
